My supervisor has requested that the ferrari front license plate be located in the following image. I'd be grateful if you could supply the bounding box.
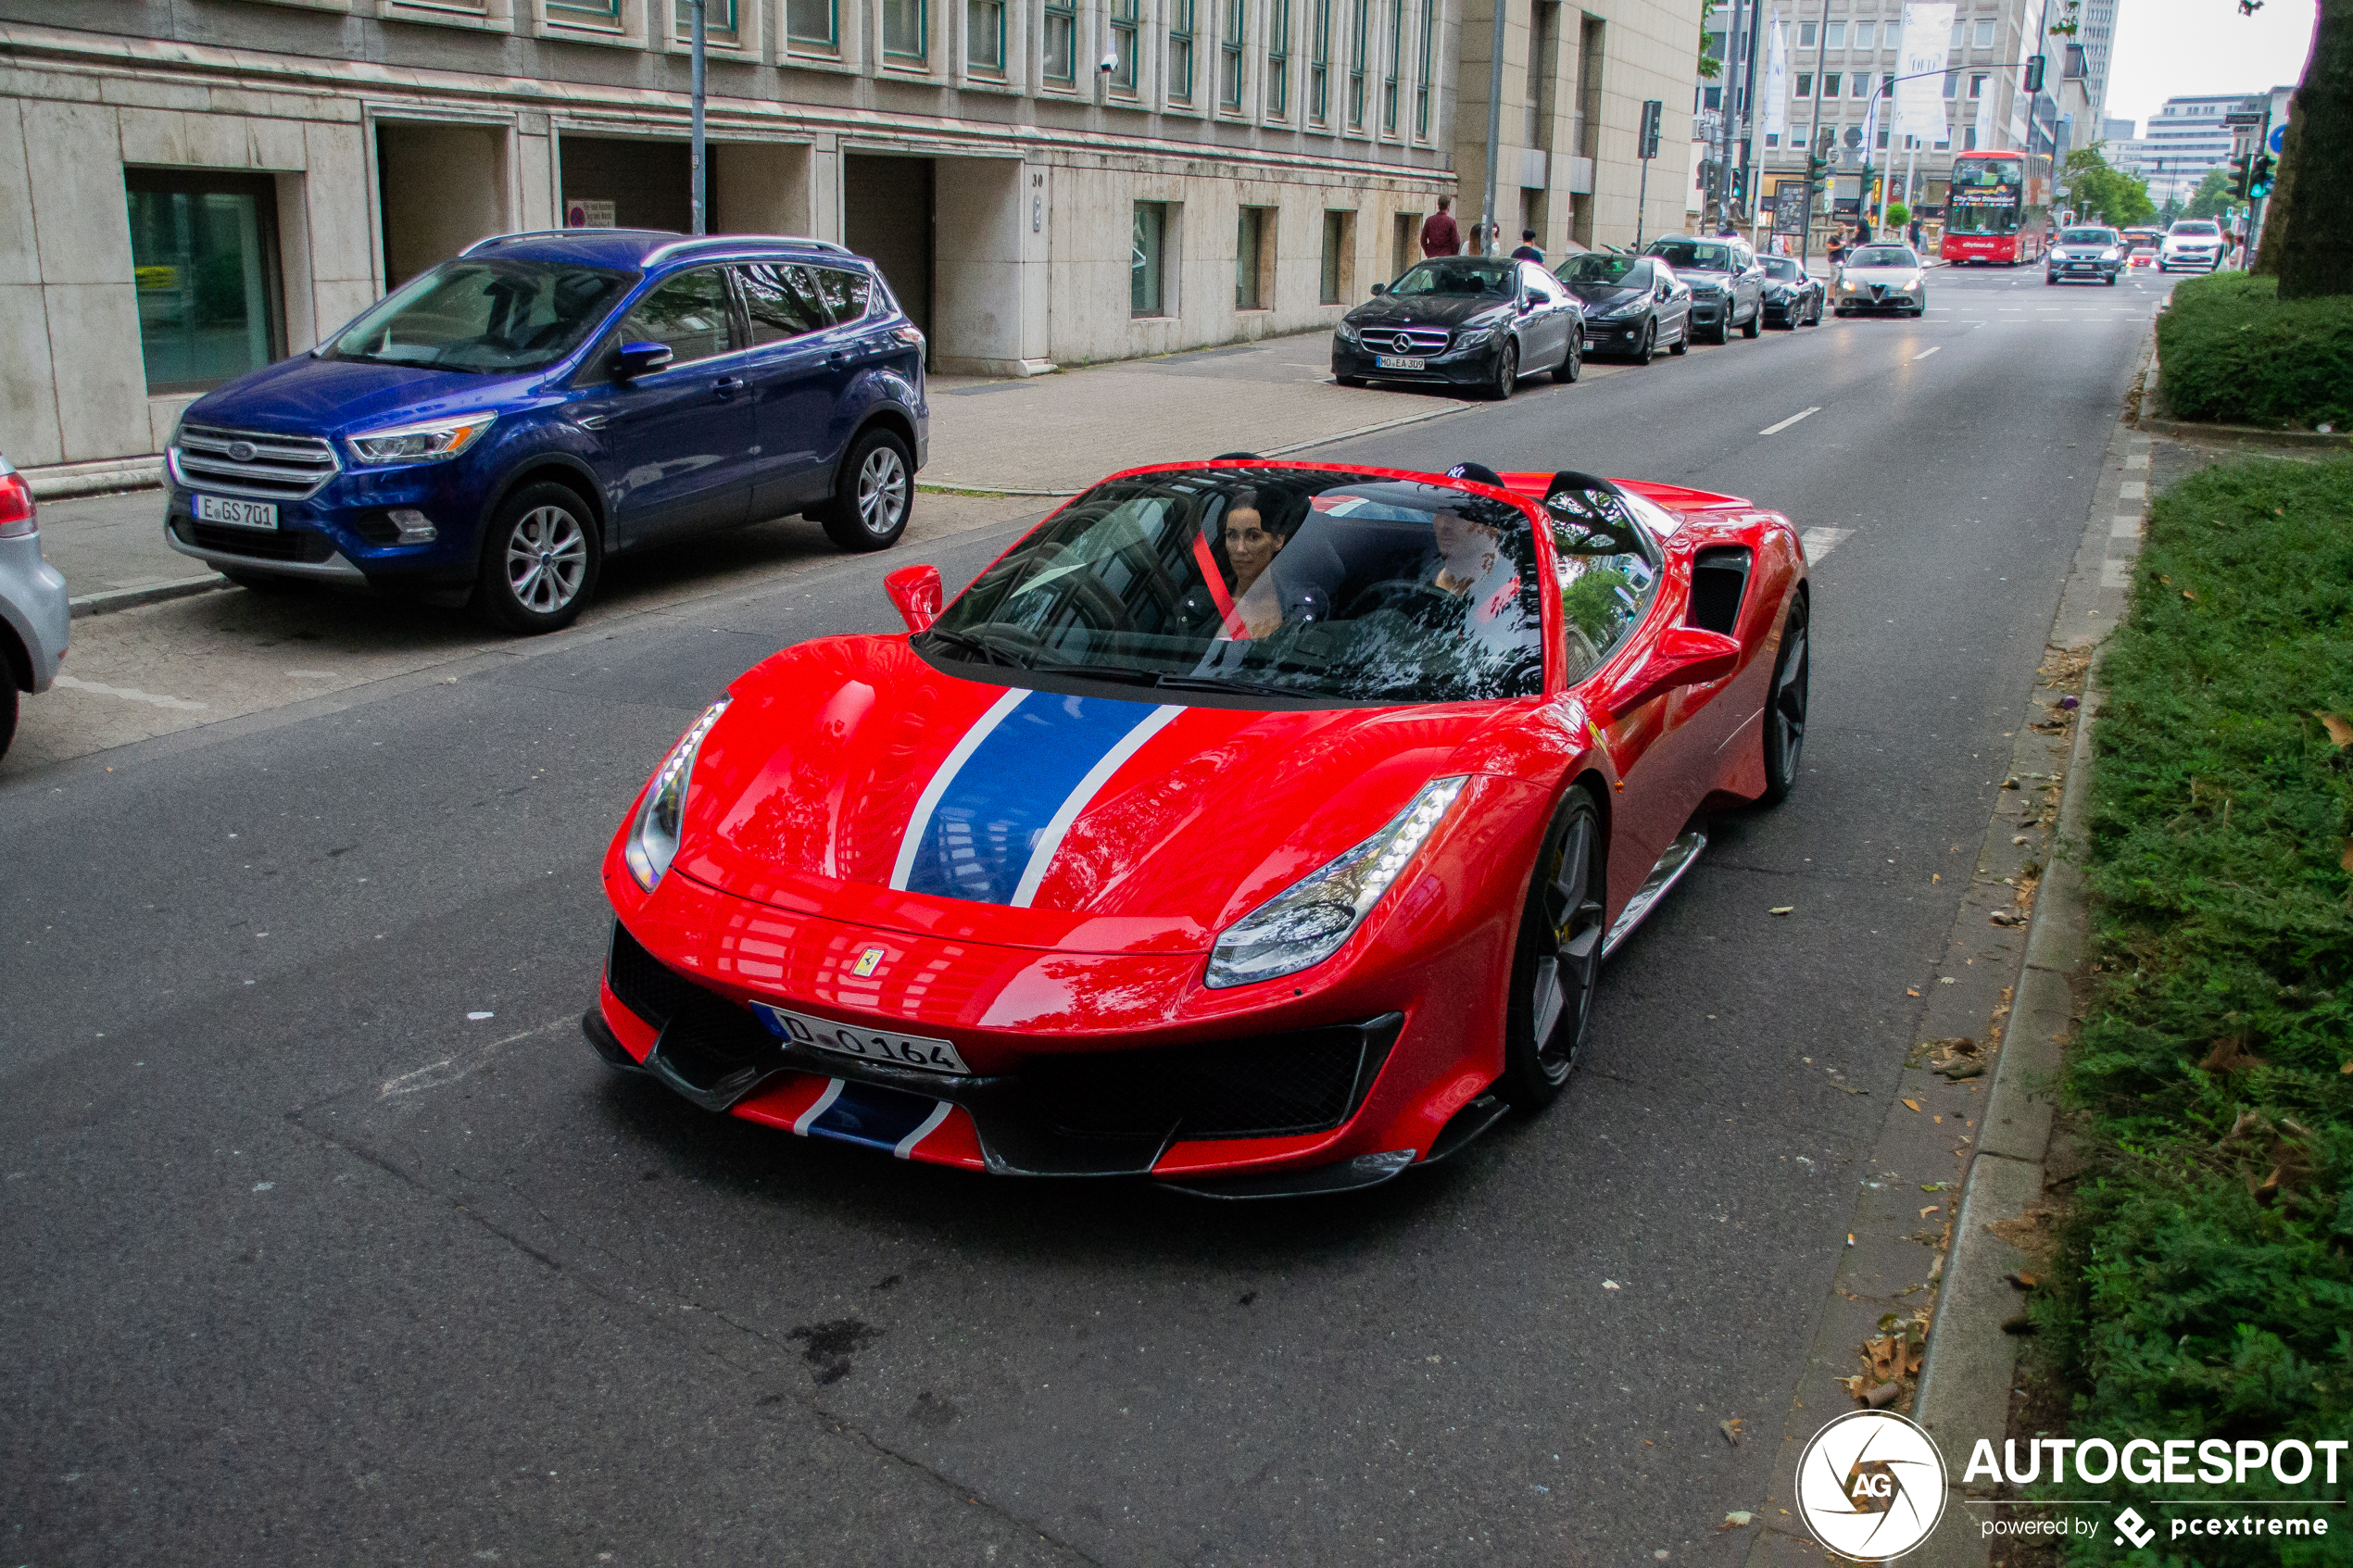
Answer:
[1375,355,1427,370]
[195,494,277,529]
[753,1002,973,1076]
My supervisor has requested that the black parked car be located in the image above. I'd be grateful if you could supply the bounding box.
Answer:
[1555,254,1691,362]
[1333,257,1584,400]
[1758,255,1824,327]
[1642,236,1764,343]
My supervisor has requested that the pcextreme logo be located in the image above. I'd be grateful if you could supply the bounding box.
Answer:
[1796,1411,1948,1561]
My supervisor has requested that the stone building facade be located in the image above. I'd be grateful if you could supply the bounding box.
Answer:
[0,0,1697,470]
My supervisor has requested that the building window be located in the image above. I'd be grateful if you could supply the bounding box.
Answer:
[1320,208,1353,302]
[1765,131,1780,146]
[126,169,284,395]
[883,0,927,62]
[1880,72,1894,97]
[1220,0,1246,110]
[1973,17,1994,47]
[1798,19,1815,45]
[1110,0,1139,89]
[1267,0,1290,114]
[1824,20,1844,45]
[1043,0,1076,81]
[1948,19,1963,47]
[1795,71,1812,96]
[1822,71,1840,97]
[1347,0,1368,127]
[1943,69,1957,97]
[1964,126,1977,149]
[787,0,838,46]
[1876,128,1889,147]
[1703,85,1721,108]
[1383,0,1403,132]
[1852,19,1873,46]
[1851,73,1868,97]
[1968,71,1986,96]
[1236,206,1274,308]
[1133,202,1170,316]
[673,0,740,40]
[1414,0,1432,136]
[547,0,622,19]
[1309,0,1331,120]
[1168,0,1195,97]
[970,0,1006,69]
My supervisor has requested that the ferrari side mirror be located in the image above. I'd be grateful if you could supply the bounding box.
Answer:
[1609,625,1743,715]
[886,563,943,633]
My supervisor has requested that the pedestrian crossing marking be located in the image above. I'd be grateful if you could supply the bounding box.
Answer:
[1801,527,1853,561]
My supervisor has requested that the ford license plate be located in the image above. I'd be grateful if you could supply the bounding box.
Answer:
[195,495,277,530]
[1374,354,1427,370]
[753,1002,973,1075]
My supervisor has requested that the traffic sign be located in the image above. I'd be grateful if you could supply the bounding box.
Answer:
[2269,123,2286,155]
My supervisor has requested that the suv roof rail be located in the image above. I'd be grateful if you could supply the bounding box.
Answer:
[639,233,855,265]
[460,229,684,256]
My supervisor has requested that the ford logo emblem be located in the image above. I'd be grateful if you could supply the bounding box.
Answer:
[227,440,257,462]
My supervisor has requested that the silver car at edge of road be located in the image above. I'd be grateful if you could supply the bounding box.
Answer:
[0,455,70,761]
[1832,244,1930,318]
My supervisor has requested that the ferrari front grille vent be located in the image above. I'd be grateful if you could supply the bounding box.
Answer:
[1024,1021,1394,1142]
[606,920,711,1029]
[1688,546,1752,634]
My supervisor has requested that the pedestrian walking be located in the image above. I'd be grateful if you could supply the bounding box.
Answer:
[1908,217,1923,249]
[1853,215,1873,245]
[1509,229,1544,264]
[1420,197,1462,258]
[1826,228,1848,268]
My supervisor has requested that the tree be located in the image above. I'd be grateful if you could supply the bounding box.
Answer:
[2063,145,2158,228]
[2255,0,2351,298]
[2182,167,2235,221]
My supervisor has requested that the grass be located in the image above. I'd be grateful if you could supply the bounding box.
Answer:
[2155,272,2353,433]
[2040,454,2353,1564]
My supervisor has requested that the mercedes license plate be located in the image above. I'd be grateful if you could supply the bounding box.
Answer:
[195,494,277,530]
[753,1002,973,1076]
[1374,354,1427,370]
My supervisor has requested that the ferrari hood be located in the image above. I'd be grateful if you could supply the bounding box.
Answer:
[670,637,1521,955]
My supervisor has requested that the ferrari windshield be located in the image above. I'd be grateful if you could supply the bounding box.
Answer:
[1387,259,1519,298]
[327,258,635,373]
[921,467,1546,706]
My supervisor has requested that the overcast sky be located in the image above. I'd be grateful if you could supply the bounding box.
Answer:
[2101,0,2317,132]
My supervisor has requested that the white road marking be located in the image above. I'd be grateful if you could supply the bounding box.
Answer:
[1911,346,1942,360]
[1759,407,1822,435]
[2100,559,2133,588]
[2119,481,2147,500]
[53,674,208,711]
[2111,515,2142,538]
[1800,527,1854,561]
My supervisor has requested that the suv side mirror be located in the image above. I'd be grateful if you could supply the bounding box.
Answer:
[886,563,944,633]
[1370,282,1389,296]
[613,340,674,380]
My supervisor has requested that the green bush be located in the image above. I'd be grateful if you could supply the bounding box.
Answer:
[2046,456,2353,1564]
[2156,272,2353,431]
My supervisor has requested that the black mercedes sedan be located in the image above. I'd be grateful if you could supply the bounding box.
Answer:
[1556,253,1691,362]
[1332,257,1584,400]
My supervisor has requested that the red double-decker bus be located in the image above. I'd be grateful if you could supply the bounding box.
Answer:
[1941,150,2053,265]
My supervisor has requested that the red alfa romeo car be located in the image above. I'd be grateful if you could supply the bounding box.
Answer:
[585,459,1809,1196]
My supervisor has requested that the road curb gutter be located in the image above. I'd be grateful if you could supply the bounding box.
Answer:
[69,575,233,620]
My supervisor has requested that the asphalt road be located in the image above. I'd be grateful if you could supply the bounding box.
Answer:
[1,264,2173,1565]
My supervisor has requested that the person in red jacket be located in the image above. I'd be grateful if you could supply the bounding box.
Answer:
[1420,196,1462,257]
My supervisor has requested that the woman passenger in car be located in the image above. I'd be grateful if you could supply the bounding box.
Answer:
[1180,489,1292,636]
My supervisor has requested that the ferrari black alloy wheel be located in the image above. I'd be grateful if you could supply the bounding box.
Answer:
[1501,785,1607,1108]
[1761,589,1810,804]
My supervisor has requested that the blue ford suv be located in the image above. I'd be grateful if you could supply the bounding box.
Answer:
[164,230,928,632]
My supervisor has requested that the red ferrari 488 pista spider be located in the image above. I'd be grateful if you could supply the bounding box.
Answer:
[586,460,1809,1196]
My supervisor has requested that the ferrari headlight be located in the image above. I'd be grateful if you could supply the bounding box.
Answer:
[346,412,497,466]
[623,698,731,892]
[1205,777,1467,989]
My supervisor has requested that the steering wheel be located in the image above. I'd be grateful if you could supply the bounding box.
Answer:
[1342,578,1463,622]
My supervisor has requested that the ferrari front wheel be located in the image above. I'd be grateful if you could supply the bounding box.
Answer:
[1500,785,1608,1109]
[1761,589,1810,804]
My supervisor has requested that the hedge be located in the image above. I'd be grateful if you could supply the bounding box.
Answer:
[2154,272,2353,432]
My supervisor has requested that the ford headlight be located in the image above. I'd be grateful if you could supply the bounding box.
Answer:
[623,698,730,891]
[346,412,497,466]
[1205,777,1467,989]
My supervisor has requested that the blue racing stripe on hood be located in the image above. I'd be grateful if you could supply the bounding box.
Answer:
[899,691,1167,905]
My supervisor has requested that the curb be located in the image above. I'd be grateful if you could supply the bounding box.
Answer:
[23,458,164,500]
[69,576,234,620]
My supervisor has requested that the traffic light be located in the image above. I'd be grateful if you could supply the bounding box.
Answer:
[2021,54,2045,93]
[1638,99,1664,159]
[2229,153,2252,199]
[2249,152,2275,199]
